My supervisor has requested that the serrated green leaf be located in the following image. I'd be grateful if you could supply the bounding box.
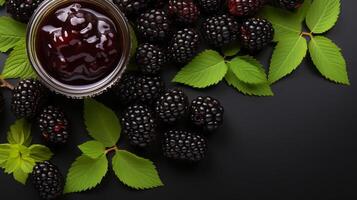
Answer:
[19,156,35,173]
[309,36,349,85]
[112,150,163,189]
[259,6,301,42]
[222,42,241,57]
[13,168,29,185]
[0,144,12,168]
[84,99,121,147]
[78,141,106,159]
[225,68,273,97]
[229,56,268,85]
[29,144,53,162]
[306,0,340,34]
[0,17,26,52]
[64,155,108,194]
[7,119,32,146]
[296,0,312,22]
[173,50,228,88]
[269,35,307,84]
[4,154,21,174]
[1,40,37,79]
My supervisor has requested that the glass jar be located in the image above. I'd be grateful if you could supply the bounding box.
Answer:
[27,0,131,98]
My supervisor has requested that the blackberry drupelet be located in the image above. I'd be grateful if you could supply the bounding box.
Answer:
[136,9,170,42]
[201,14,240,47]
[168,0,200,24]
[227,0,266,17]
[136,43,167,75]
[6,0,44,22]
[113,0,150,15]
[168,28,200,64]
[32,161,63,200]
[136,74,165,104]
[162,130,207,162]
[11,79,47,119]
[155,88,189,123]
[38,105,69,145]
[239,17,274,53]
[113,73,139,104]
[190,96,224,131]
[271,0,304,10]
[122,104,157,147]
[197,0,222,13]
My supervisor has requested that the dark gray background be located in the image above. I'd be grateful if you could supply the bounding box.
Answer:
[1,1,356,199]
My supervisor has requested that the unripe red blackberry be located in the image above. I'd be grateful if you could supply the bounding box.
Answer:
[136,43,167,75]
[227,0,266,17]
[168,28,201,64]
[239,17,274,53]
[201,14,239,47]
[168,0,200,24]
[6,0,44,22]
[197,0,223,14]
[136,9,170,42]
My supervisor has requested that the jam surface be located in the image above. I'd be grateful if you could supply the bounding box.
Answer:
[37,3,122,85]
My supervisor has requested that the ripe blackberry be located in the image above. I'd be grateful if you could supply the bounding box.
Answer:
[155,0,167,8]
[6,0,44,22]
[136,75,165,104]
[168,28,200,64]
[190,96,224,131]
[38,106,69,145]
[239,17,274,52]
[197,0,222,13]
[0,92,4,114]
[136,9,170,42]
[201,14,239,47]
[113,0,150,15]
[122,104,157,147]
[113,73,139,104]
[271,0,304,10]
[32,161,63,200]
[155,88,189,123]
[11,79,47,119]
[136,43,167,75]
[168,0,200,24]
[162,130,207,162]
[227,0,266,17]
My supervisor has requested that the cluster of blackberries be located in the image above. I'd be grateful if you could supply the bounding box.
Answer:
[114,73,224,162]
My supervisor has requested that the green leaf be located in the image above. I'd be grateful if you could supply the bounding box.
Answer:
[84,99,121,147]
[4,153,21,174]
[0,0,5,6]
[225,68,274,97]
[64,155,108,194]
[129,23,138,59]
[268,35,307,84]
[0,144,12,167]
[1,40,37,79]
[13,168,29,185]
[308,36,349,85]
[29,144,53,162]
[7,119,32,146]
[19,156,35,173]
[112,150,163,189]
[295,0,312,22]
[229,56,268,85]
[306,0,340,34]
[259,6,301,42]
[0,17,26,52]
[222,42,241,57]
[172,50,228,88]
[78,141,106,159]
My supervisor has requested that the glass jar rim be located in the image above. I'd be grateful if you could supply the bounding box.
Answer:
[27,0,131,98]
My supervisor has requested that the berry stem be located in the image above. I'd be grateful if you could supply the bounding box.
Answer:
[105,146,119,154]
[0,77,14,90]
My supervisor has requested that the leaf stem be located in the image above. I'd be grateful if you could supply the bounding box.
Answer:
[105,146,118,154]
[301,32,313,38]
[0,77,14,90]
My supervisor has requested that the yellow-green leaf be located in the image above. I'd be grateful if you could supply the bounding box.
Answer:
[306,0,340,33]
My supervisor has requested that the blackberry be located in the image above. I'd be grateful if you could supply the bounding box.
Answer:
[190,96,224,131]
[11,79,47,119]
[168,28,200,64]
[155,88,189,123]
[0,91,4,114]
[122,104,157,147]
[201,14,240,47]
[136,75,165,104]
[162,130,207,162]
[197,0,222,13]
[168,0,200,24]
[38,106,69,145]
[136,9,170,42]
[113,0,150,15]
[32,161,63,200]
[227,0,266,17]
[6,0,44,22]
[239,17,274,52]
[155,0,167,8]
[113,73,139,104]
[271,0,304,10]
[136,43,167,74]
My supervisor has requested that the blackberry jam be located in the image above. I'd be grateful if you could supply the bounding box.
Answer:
[27,0,131,98]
